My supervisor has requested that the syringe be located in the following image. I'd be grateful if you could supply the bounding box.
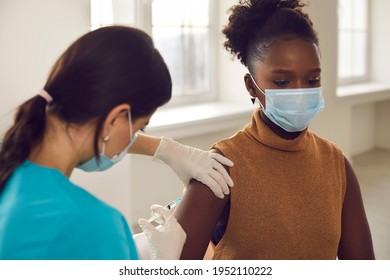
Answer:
[147,198,182,223]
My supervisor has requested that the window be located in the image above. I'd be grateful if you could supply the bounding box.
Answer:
[338,0,369,85]
[90,0,215,105]
[91,0,136,30]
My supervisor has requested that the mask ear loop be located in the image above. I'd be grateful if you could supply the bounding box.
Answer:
[249,74,266,110]
[102,110,133,157]
[101,135,110,156]
[127,110,139,147]
[127,110,133,139]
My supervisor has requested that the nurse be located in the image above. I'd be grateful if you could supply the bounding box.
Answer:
[0,26,233,260]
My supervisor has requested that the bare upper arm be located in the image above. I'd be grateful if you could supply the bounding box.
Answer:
[174,179,229,259]
[337,156,375,259]
[174,148,230,259]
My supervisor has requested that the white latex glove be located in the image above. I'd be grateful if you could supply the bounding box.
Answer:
[153,137,234,199]
[132,232,151,260]
[138,204,186,260]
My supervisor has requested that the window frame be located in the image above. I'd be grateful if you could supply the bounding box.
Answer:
[91,0,218,106]
[337,0,371,86]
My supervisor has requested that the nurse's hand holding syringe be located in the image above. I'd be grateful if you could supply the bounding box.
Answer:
[134,198,185,260]
[147,198,181,223]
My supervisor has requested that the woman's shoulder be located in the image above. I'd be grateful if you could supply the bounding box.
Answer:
[308,131,344,154]
[211,130,246,152]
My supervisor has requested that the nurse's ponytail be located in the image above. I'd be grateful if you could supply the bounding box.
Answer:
[0,96,48,194]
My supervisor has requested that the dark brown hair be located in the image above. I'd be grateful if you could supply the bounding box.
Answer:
[222,0,319,73]
[0,26,172,194]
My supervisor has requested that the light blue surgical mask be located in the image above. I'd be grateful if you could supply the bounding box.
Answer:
[250,75,324,132]
[77,111,138,172]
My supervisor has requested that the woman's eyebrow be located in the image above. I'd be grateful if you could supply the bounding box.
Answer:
[271,69,295,74]
[271,68,322,74]
[308,67,322,73]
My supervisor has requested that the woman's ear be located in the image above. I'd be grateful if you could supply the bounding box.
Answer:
[101,104,131,138]
[244,74,257,98]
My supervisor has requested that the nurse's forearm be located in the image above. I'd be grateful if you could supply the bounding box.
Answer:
[127,133,161,156]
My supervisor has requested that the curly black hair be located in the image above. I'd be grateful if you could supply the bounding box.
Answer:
[222,0,318,72]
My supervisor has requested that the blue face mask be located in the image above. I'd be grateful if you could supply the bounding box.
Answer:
[250,75,325,132]
[77,111,138,172]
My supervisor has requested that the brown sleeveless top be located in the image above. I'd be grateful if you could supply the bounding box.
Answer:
[212,109,346,260]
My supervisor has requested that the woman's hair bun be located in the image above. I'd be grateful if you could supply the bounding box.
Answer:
[222,0,313,66]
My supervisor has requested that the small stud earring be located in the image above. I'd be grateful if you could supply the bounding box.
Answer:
[250,97,256,104]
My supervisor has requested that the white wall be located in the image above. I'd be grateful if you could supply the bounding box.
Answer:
[351,104,376,155]
[376,100,390,150]
[371,0,390,84]
[0,0,90,129]
[1,0,389,232]
[304,0,352,156]
[217,0,248,105]
[348,0,390,156]
[370,0,390,152]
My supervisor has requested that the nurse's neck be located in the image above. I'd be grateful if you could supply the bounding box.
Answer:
[28,116,94,177]
[259,110,302,140]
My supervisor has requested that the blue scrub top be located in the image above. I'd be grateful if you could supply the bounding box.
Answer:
[0,161,139,260]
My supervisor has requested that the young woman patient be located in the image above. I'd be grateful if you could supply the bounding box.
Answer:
[174,0,375,260]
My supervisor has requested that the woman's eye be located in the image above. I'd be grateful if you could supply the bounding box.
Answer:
[273,80,289,87]
[307,78,320,86]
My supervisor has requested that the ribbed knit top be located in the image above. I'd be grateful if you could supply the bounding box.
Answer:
[212,109,346,259]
